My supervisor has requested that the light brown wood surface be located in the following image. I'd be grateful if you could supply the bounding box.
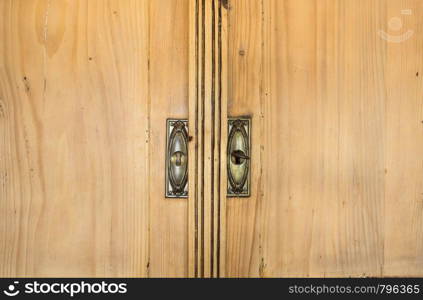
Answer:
[0,0,189,277]
[226,0,423,277]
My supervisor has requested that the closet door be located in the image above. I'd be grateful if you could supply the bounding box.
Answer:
[225,0,423,277]
[0,0,189,277]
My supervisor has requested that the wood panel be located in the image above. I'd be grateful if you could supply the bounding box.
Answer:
[226,0,423,277]
[148,0,189,278]
[0,0,189,277]
[384,0,423,277]
[226,0,263,277]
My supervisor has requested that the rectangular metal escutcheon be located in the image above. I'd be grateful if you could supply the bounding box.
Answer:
[165,119,189,198]
[227,118,251,197]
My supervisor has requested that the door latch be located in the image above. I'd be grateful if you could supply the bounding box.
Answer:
[227,118,251,197]
[165,119,189,198]
[165,118,250,198]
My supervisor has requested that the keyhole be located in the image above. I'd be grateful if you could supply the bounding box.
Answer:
[171,151,186,167]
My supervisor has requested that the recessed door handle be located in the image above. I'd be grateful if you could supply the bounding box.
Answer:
[230,150,250,165]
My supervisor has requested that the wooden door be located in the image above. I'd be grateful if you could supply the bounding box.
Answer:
[0,0,189,277]
[2,0,423,279]
[225,0,423,277]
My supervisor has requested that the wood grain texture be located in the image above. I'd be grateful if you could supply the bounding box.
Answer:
[384,0,423,277]
[226,0,263,277]
[226,0,423,277]
[0,0,189,277]
[148,0,189,278]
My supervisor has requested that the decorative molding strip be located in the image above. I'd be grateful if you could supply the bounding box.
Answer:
[188,0,228,278]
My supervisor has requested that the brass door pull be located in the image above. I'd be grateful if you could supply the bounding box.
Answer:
[165,119,188,198]
[228,118,251,197]
[165,118,251,198]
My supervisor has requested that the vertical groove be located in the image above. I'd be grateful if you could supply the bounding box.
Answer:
[146,0,151,278]
[200,0,206,278]
[210,0,216,277]
[194,0,199,278]
[217,0,222,278]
